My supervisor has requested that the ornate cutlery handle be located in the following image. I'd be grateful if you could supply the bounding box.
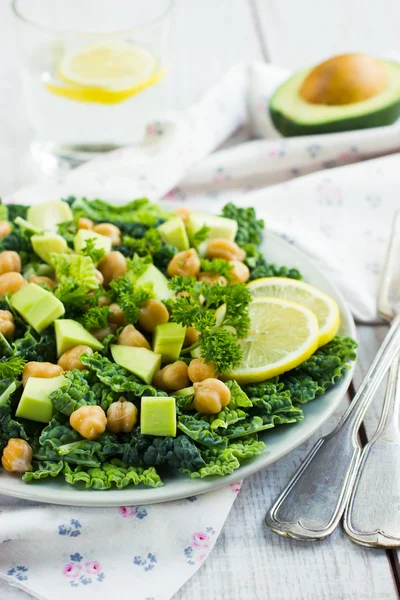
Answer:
[344,355,400,548]
[265,315,400,541]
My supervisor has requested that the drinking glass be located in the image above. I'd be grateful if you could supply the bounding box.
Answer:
[12,0,174,173]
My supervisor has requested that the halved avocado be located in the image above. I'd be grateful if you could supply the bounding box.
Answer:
[269,55,400,136]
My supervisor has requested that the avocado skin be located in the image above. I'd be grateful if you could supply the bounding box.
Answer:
[269,98,400,137]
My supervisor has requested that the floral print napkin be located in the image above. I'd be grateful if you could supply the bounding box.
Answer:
[2,59,400,600]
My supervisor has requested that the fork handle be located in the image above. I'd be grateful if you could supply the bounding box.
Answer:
[265,316,400,541]
[344,355,400,548]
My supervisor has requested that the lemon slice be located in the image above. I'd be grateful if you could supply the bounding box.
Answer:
[45,41,164,104]
[247,277,340,347]
[225,298,319,384]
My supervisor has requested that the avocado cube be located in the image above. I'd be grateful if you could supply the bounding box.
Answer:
[27,199,73,232]
[111,345,162,384]
[174,386,195,397]
[74,229,112,257]
[16,375,66,423]
[54,319,104,356]
[158,217,189,251]
[31,233,69,264]
[153,322,186,362]
[11,283,65,333]
[135,264,174,301]
[187,212,238,254]
[141,396,177,437]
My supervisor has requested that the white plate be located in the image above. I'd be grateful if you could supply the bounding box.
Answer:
[0,232,356,506]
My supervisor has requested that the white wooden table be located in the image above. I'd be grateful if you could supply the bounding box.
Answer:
[1,1,399,598]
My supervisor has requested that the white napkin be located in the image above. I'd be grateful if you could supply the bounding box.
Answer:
[1,60,400,600]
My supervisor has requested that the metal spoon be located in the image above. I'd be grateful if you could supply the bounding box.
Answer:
[265,212,400,542]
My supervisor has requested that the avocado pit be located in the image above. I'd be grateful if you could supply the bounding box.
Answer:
[299,53,388,106]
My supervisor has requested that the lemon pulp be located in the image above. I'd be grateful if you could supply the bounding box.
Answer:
[225,297,320,384]
[45,41,164,105]
[247,277,340,347]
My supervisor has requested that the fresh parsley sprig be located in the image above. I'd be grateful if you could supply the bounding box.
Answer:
[167,277,252,372]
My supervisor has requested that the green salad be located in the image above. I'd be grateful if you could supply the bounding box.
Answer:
[0,197,357,490]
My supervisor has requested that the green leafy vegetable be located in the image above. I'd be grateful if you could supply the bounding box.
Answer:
[0,222,35,265]
[49,370,96,416]
[116,228,162,259]
[178,415,227,448]
[23,460,64,481]
[0,356,26,378]
[192,225,210,245]
[82,305,110,329]
[51,253,99,311]
[168,277,251,372]
[80,353,164,397]
[71,197,170,227]
[221,203,264,246]
[200,258,233,280]
[109,275,151,324]
[63,458,163,489]
[81,237,106,264]
[13,327,57,363]
[6,204,28,221]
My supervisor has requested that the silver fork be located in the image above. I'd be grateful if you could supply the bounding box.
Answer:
[265,211,400,541]
[343,213,400,549]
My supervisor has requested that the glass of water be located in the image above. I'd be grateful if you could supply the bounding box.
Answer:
[12,0,174,173]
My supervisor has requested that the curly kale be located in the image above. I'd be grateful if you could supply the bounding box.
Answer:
[221,203,264,246]
[80,353,164,397]
[13,327,57,363]
[63,459,163,489]
[70,197,170,227]
[49,370,96,416]
[0,222,36,265]
[153,244,178,274]
[122,431,206,472]
[5,203,28,221]
[0,381,27,453]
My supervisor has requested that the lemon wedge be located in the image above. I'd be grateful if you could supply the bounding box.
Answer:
[45,41,164,104]
[247,277,340,347]
[225,297,319,384]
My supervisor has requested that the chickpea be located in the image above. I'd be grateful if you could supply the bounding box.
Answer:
[98,251,127,287]
[0,221,11,239]
[188,358,218,383]
[0,272,27,296]
[174,206,191,225]
[183,326,199,347]
[206,239,246,262]
[78,217,94,230]
[167,249,200,278]
[70,405,107,440]
[22,361,63,386]
[137,299,169,333]
[197,272,227,286]
[193,378,231,414]
[1,439,32,473]
[0,251,21,275]
[228,260,250,284]
[93,223,121,246]
[29,275,56,290]
[108,303,125,327]
[98,294,111,307]
[107,396,138,433]
[58,345,93,371]
[117,324,150,349]
[153,361,190,392]
[0,310,14,338]
[94,269,104,286]
[89,325,116,342]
